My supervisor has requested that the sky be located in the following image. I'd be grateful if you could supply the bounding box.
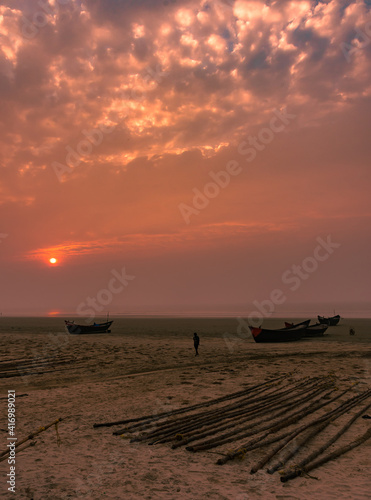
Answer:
[0,0,370,317]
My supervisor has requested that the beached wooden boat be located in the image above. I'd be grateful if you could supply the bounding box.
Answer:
[65,320,113,334]
[284,319,311,329]
[318,315,340,326]
[302,323,328,337]
[284,320,328,337]
[249,326,305,343]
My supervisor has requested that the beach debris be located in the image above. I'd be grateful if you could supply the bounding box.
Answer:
[0,418,63,460]
[93,375,286,429]
[280,426,371,482]
[0,355,77,379]
[0,441,36,464]
[218,386,351,468]
[138,379,322,447]
[250,388,370,474]
[185,382,337,453]
[94,375,370,481]
[280,400,371,482]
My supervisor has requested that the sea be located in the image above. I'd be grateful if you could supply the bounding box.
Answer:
[1,316,371,344]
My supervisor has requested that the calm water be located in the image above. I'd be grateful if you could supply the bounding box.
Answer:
[0,316,371,343]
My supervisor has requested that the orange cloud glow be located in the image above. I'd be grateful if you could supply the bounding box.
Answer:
[0,0,370,315]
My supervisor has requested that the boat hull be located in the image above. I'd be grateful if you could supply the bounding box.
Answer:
[302,324,328,337]
[284,320,311,329]
[318,315,340,326]
[65,320,113,334]
[250,326,305,343]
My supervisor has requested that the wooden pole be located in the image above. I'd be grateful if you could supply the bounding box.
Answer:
[116,376,297,434]
[250,388,370,474]
[280,400,371,482]
[93,375,289,428]
[169,383,331,449]
[267,420,331,474]
[0,441,36,463]
[146,380,328,446]
[116,376,317,439]
[188,386,334,453]
[216,429,293,465]
[283,426,371,480]
[0,418,62,458]
[222,385,355,468]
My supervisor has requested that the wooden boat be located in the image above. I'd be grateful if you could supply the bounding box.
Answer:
[284,319,311,329]
[249,325,305,343]
[284,320,327,337]
[302,323,328,337]
[317,314,340,326]
[65,320,113,334]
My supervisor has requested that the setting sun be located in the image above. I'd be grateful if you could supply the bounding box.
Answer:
[49,257,58,264]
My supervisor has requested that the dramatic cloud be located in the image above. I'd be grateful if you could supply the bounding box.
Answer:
[0,0,370,314]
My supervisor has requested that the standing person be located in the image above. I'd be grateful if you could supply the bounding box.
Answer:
[193,332,200,356]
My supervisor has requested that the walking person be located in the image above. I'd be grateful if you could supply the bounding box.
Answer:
[193,332,200,356]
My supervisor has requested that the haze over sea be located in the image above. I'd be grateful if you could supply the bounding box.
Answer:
[1,316,371,344]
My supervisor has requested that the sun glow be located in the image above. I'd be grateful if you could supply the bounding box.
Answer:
[49,257,58,264]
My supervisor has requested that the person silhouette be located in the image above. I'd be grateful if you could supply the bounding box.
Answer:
[193,332,200,356]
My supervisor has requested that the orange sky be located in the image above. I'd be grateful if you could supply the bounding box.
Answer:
[0,0,370,316]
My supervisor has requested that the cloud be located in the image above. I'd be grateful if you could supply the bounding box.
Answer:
[0,0,370,312]
[1,0,369,172]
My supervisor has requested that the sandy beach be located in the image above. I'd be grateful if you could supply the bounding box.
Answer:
[1,317,370,500]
